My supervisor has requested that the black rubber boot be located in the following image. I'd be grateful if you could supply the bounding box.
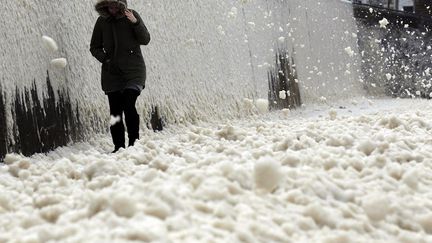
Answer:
[108,91,126,151]
[123,89,140,147]
[112,145,125,153]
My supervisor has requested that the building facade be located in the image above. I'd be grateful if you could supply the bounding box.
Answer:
[351,0,432,14]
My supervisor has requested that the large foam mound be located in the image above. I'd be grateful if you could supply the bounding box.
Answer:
[1,99,432,242]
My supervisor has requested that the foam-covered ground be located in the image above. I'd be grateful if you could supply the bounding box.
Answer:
[2,98,432,243]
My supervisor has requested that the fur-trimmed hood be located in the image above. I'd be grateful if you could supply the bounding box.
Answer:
[95,0,128,18]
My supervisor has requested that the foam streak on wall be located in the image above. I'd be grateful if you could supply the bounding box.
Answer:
[0,0,363,157]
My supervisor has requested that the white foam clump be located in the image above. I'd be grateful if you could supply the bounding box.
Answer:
[344,47,354,57]
[254,157,283,193]
[279,90,287,100]
[111,194,137,218]
[255,99,269,113]
[362,194,391,221]
[3,153,25,165]
[227,7,238,18]
[242,98,255,112]
[51,58,67,69]
[424,67,431,76]
[0,195,12,212]
[42,35,58,52]
[303,203,336,228]
[323,235,351,243]
[386,73,392,80]
[329,109,337,120]
[282,108,290,117]
[143,198,172,219]
[215,125,244,141]
[217,25,225,35]
[185,39,196,45]
[357,140,376,156]
[278,36,285,43]
[417,213,432,234]
[402,168,419,189]
[379,18,389,28]
[110,115,121,126]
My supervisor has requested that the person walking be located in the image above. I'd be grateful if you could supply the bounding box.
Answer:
[90,0,150,152]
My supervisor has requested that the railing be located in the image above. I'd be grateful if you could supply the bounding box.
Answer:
[352,2,432,27]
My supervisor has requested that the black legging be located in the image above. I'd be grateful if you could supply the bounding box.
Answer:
[107,89,140,148]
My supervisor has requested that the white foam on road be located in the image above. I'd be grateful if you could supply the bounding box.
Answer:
[1,98,432,242]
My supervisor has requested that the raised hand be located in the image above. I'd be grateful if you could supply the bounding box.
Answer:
[125,9,137,24]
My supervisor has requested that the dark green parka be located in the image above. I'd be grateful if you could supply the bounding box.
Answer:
[90,0,150,93]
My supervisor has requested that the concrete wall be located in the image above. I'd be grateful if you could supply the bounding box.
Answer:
[0,0,363,158]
